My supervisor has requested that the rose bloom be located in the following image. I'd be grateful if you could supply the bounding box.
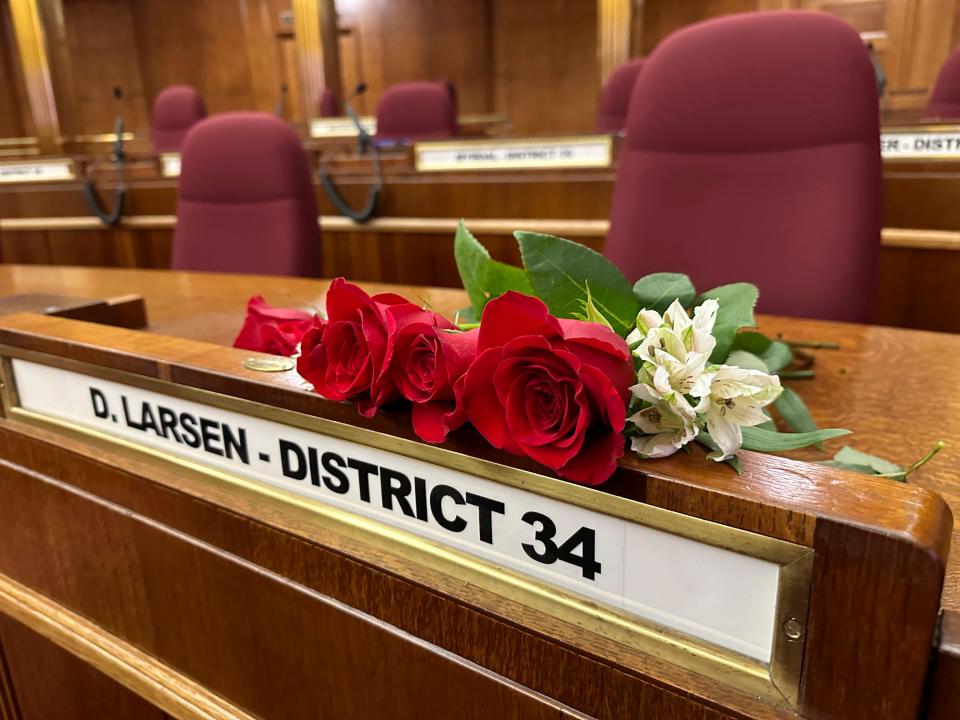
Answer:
[297,278,448,416]
[393,323,479,443]
[460,292,634,485]
[233,295,315,356]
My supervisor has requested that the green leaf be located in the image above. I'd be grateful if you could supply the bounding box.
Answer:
[454,221,532,317]
[730,330,771,355]
[579,281,614,330]
[695,283,759,363]
[762,341,793,373]
[632,273,696,314]
[697,432,741,473]
[726,350,768,373]
[774,387,821,449]
[832,446,903,475]
[517,231,639,335]
[740,426,851,452]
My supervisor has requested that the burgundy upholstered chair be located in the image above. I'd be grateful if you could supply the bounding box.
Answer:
[319,87,339,117]
[597,58,645,133]
[375,81,458,142]
[152,85,207,153]
[927,47,960,120]
[171,112,322,277]
[605,11,881,323]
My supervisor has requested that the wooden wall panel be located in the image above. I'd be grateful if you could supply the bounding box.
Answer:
[0,613,167,720]
[493,0,600,135]
[335,0,493,117]
[0,0,35,139]
[49,0,151,137]
[129,0,291,120]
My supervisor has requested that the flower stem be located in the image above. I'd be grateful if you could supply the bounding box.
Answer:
[784,340,840,350]
[904,440,946,476]
[457,322,481,330]
[779,370,815,379]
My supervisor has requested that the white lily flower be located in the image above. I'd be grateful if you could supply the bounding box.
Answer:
[693,365,783,461]
[629,400,700,458]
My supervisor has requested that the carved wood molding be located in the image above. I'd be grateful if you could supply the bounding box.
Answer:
[0,573,256,720]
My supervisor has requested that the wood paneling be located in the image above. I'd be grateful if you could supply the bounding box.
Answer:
[0,1,34,139]
[0,613,167,720]
[336,0,493,117]
[492,0,600,135]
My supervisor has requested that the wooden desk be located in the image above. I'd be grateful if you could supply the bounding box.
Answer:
[3,154,960,333]
[0,265,953,718]
[0,265,954,608]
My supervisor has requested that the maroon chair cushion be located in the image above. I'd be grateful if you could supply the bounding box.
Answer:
[152,85,207,153]
[605,11,881,323]
[375,81,458,142]
[597,58,645,133]
[927,47,960,120]
[171,112,322,277]
[319,87,339,117]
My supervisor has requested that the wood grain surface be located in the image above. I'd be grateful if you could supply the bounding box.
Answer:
[0,266,954,718]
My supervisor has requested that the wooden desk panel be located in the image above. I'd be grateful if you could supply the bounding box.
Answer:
[0,265,954,612]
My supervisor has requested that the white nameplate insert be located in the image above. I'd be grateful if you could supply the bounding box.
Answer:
[0,158,75,183]
[160,153,181,177]
[310,116,377,138]
[11,358,786,662]
[881,128,960,158]
[415,135,613,171]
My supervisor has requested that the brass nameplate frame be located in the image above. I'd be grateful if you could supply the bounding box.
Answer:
[0,158,76,183]
[0,347,812,708]
[414,135,614,171]
[881,124,960,159]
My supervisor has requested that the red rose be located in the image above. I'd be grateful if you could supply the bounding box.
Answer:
[460,292,634,485]
[297,278,448,416]
[393,324,479,443]
[233,295,315,356]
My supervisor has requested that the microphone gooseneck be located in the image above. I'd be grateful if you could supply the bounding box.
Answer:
[319,80,381,223]
[83,84,128,226]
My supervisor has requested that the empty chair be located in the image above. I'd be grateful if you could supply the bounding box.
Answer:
[605,11,881,323]
[319,87,339,117]
[597,58,644,133]
[152,85,207,153]
[927,47,960,120]
[375,81,457,142]
[172,112,321,277]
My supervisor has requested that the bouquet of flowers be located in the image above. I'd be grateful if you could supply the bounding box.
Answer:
[234,222,941,486]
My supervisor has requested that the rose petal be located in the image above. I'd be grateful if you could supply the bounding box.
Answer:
[478,292,561,351]
[461,347,522,454]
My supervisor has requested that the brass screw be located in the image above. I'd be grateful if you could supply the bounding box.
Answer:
[783,617,804,641]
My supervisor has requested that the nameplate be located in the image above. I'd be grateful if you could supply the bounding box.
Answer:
[160,153,181,177]
[415,136,613,172]
[310,116,377,138]
[6,357,811,669]
[881,126,960,158]
[0,158,75,184]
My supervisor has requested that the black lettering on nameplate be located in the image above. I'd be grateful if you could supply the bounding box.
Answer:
[521,511,602,580]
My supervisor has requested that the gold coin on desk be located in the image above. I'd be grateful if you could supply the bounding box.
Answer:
[244,356,295,372]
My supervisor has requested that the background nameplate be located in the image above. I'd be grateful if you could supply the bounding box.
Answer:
[415,136,613,171]
[881,128,960,158]
[7,357,810,672]
[0,159,75,183]
[309,116,377,138]
[160,153,181,177]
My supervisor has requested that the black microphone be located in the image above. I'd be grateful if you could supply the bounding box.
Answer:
[274,84,288,118]
[111,85,126,164]
[344,82,371,154]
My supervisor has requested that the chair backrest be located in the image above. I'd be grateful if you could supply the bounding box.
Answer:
[171,112,322,277]
[927,47,960,119]
[605,11,881,323]
[375,81,457,142]
[319,87,339,118]
[152,85,207,153]
[597,58,644,133]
